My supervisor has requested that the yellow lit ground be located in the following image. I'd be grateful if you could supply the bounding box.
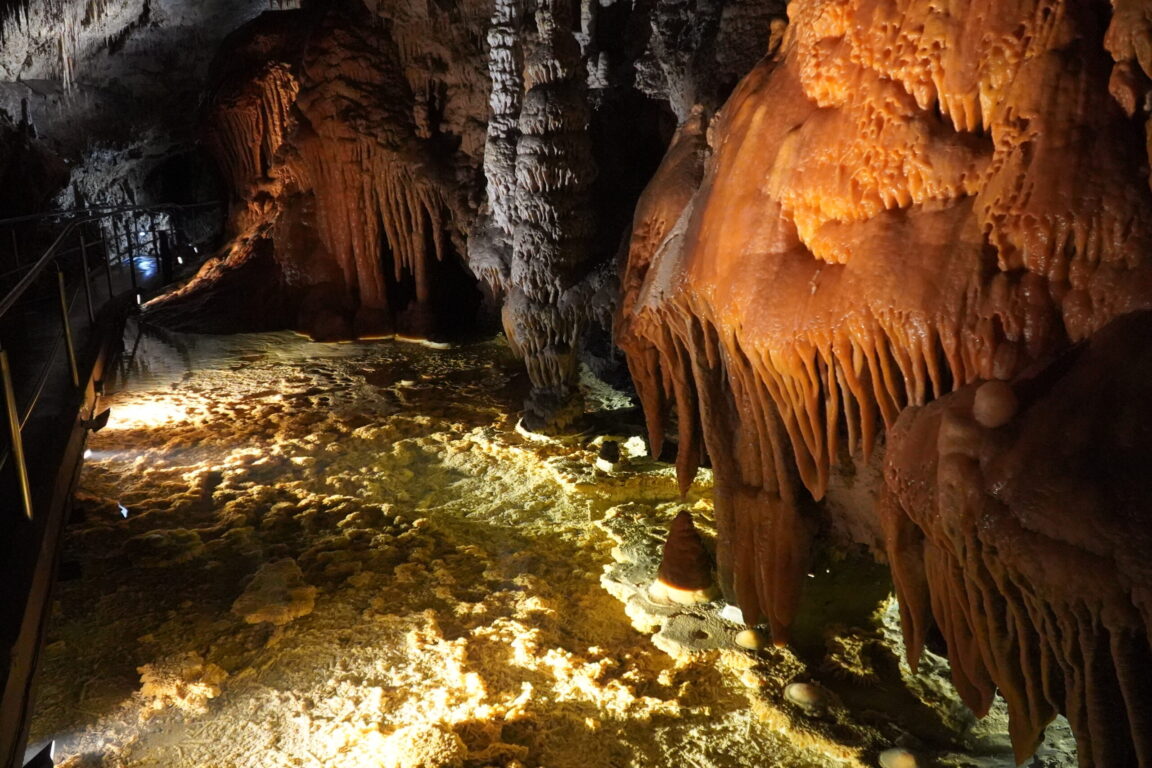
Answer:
[27,326,1075,768]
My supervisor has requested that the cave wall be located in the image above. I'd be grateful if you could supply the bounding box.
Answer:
[0,0,778,415]
[146,5,471,338]
[0,0,273,265]
[0,110,69,276]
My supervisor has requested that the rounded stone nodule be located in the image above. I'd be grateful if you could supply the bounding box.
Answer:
[783,681,827,712]
[734,628,766,650]
[877,747,919,768]
[972,379,1018,428]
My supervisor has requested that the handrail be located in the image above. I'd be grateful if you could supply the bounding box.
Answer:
[0,200,223,229]
[0,200,224,513]
[0,238,104,283]
[0,198,224,768]
[0,201,220,321]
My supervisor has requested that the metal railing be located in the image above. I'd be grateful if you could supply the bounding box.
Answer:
[0,201,221,520]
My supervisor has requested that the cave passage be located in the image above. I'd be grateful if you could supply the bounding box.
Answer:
[6,0,1152,765]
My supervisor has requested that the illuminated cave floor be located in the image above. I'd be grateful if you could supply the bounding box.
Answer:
[28,324,1077,768]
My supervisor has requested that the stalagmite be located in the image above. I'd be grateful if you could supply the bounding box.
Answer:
[649,510,718,605]
[619,0,1152,761]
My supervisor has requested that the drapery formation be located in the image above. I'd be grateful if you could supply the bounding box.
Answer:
[148,6,455,339]
[618,1,1152,762]
[883,311,1152,768]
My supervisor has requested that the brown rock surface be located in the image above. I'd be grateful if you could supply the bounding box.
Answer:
[656,509,714,591]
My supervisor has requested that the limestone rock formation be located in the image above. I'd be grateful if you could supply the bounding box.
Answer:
[145,4,476,340]
[503,0,599,425]
[883,310,1152,768]
[619,0,1152,763]
[649,509,719,605]
[231,558,316,626]
[1,0,269,237]
[16,0,1152,762]
[474,0,785,427]
[381,724,468,768]
[137,651,229,716]
[134,0,776,423]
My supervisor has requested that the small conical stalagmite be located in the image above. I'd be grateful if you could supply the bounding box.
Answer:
[649,510,719,606]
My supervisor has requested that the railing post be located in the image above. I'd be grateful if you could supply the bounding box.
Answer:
[56,268,80,388]
[124,219,140,302]
[79,231,95,325]
[110,217,123,266]
[1,347,34,519]
[151,216,162,280]
[131,217,143,301]
[158,230,174,284]
[102,219,115,300]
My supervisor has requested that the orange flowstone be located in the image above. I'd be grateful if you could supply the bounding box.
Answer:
[883,311,1152,768]
[619,1,1152,761]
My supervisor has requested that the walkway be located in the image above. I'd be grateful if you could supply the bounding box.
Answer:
[0,204,219,768]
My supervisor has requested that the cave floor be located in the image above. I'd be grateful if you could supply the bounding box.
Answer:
[26,324,1074,768]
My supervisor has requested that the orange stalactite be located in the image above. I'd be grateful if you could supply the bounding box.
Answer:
[883,311,1152,768]
[161,6,453,340]
[619,0,1152,758]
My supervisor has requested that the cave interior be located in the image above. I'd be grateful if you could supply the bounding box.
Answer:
[2,0,1152,766]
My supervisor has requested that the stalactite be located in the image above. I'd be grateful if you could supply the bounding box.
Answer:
[3,0,148,91]
[619,0,1152,758]
[204,63,300,197]
[882,311,1152,768]
[81,0,114,27]
[367,0,490,217]
[0,0,31,42]
[152,5,454,339]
